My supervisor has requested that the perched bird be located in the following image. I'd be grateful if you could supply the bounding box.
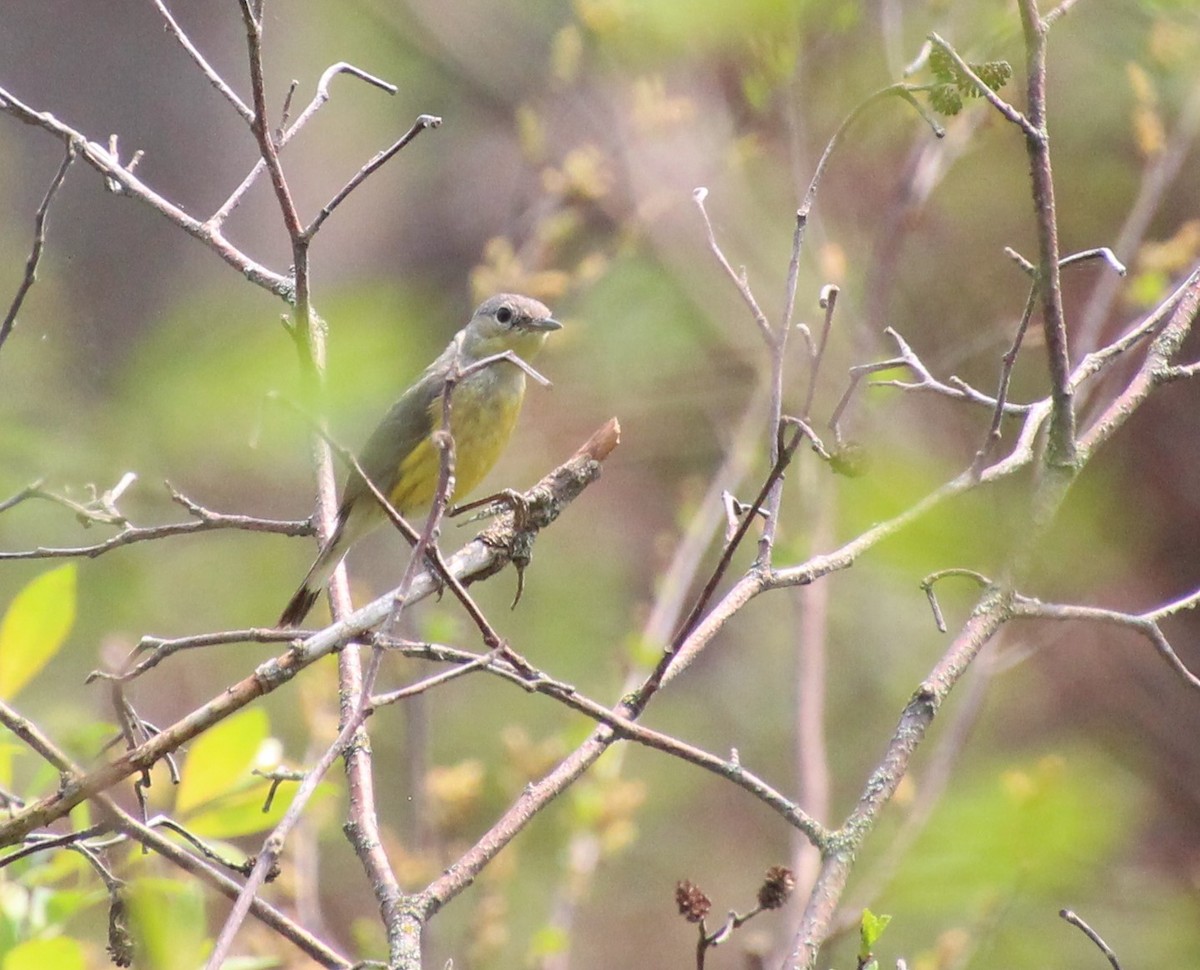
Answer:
[279,293,561,627]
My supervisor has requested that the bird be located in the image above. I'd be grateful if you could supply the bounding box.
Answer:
[278,293,562,627]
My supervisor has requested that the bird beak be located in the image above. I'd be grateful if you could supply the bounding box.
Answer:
[522,315,562,333]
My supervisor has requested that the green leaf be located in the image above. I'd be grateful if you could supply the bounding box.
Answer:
[2,937,85,970]
[182,778,308,840]
[927,48,1011,117]
[127,878,208,970]
[929,85,964,116]
[929,47,956,84]
[974,60,1013,92]
[859,909,892,956]
[0,564,76,700]
[174,708,269,817]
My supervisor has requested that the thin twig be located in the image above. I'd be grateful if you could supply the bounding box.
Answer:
[87,628,299,684]
[692,187,772,343]
[1011,590,1200,691]
[1044,0,1086,28]
[0,698,348,965]
[668,421,808,653]
[151,0,254,122]
[209,62,399,228]
[305,114,442,239]
[0,480,310,562]
[801,285,838,420]
[759,212,810,558]
[0,144,74,352]
[0,83,292,298]
[1060,909,1123,970]
[970,282,1038,476]
[920,569,995,633]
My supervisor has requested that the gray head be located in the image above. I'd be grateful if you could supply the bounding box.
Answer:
[460,293,562,360]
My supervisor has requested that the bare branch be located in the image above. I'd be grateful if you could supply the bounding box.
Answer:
[209,62,399,229]
[970,282,1038,475]
[1016,2,1076,465]
[305,113,442,239]
[1059,909,1124,970]
[1044,0,1087,29]
[87,628,299,684]
[151,0,253,122]
[0,480,310,561]
[0,697,349,965]
[1060,246,1126,276]
[1011,590,1200,691]
[668,420,810,652]
[838,328,1035,426]
[0,144,74,352]
[920,569,994,633]
[692,187,772,343]
[0,83,293,298]
[800,285,838,420]
[785,589,1012,970]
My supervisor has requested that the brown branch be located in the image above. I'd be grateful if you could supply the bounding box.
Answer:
[1060,909,1123,970]
[151,0,254,122]
[305,114,442,239]
[0,417,617,856]
[1016,1,1075,466]
[1077,267,1200,459]
[0,480,310,561]
[0,144,74,352]
[208,62,399,230]
[0,83,292,299]
[692,187,773,343]
[785,589,1013,970]
[1011,589,1200,691]
[970,281,1039,475]
[929,27,1076,465]
[0,698,349,967]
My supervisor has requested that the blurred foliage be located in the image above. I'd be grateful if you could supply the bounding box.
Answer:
[2,0,1200,967]
[0,564,75,700]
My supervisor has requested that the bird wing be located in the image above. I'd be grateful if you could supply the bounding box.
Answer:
[339,365,443,518]
[339,327,473,516]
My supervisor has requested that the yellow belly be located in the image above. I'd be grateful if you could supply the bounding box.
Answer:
[388,367,525,512]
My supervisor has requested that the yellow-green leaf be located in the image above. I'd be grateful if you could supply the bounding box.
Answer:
[127,878,208,970]
[174,708,268,816]
[3,937,85,970]
[0,564,76,700]
[183,777,320,840]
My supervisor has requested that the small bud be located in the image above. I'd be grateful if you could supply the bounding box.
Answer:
[675,879,712,923]
[757,866,795,910]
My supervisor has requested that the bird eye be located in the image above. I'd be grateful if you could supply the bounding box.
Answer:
[495,304,514,326]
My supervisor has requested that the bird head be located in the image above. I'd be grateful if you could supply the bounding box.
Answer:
[461,293,562,362]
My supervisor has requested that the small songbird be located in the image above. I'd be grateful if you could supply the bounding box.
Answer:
[278,293,561,627]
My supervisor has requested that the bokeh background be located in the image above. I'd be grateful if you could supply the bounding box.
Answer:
[2,0,1200,967]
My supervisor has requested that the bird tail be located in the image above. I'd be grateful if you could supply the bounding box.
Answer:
[278,582,322,629]
[278,518,351,628]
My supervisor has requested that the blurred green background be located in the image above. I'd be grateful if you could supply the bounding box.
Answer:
[2,0,1200,967]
